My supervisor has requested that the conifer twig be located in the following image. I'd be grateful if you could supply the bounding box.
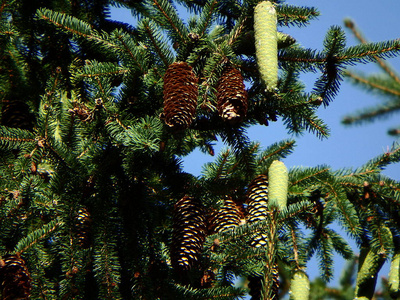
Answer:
[345,18,400,85]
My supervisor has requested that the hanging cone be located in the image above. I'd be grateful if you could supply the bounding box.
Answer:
[216,65,248,124]
[1,100,34,130]
[162,62,198,130]
[209,198,243,234]
[0,254,32,300]
[248,275,263,300]
[75,207,92,248]
[271,261,280,299]
[171,196,207,272]
[247,174,269,248]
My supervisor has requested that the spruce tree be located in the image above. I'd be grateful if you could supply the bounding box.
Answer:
[0,0,400,299]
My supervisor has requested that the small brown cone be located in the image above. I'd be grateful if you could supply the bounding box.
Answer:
[0,254,32,300]
[162,62,198,130]
[75,207,92,248]
[248,275,263,300]
[1,100,34,130]
[216,65,248,124]
[171,196,207,272]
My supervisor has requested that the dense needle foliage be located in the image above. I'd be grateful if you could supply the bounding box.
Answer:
[0,0,400,299]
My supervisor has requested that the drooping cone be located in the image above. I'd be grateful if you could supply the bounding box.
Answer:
[75,207,92,248]
[171,196,207,271]
[209,198,243,234]
[254,1,278,91]
[246,174,269,248]
[216,65,248,124]
[271,261,280,299]
[162,62,198,130]
[1,100,34,130]
[0,254,32,300]
[248,275,263,300]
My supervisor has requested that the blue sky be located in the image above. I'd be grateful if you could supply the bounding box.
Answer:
[110,0,400,293]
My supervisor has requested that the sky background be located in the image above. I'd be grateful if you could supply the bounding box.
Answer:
[110,0,400,294]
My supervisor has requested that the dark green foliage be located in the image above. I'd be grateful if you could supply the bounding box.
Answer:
[0,0,399,299]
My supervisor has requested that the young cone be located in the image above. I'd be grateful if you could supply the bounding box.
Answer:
[162,62,198,130]
[216,65,248,124]
[171,196,207,272]
[355,247,385,298]
[289,269,310,300]
[254,1,278,91]
[388,252,400,298]
[268,160,288,210]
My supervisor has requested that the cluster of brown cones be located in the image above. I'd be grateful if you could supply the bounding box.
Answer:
[162,62,248,129]
[170,173,281,297]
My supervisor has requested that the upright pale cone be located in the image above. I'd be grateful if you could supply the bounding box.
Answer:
[254,1,278,91]
[388,252,400,298]
[289,269,310,300]
[268,160,288,210]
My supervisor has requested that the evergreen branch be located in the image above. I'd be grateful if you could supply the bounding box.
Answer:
[121,116,163,154]
[14,218,63,255]
[74,61,129,80]
[279,47,323,69]
[279,200,313,223]
[142,21,172,66]
[327,228,354,260]
[255,139,295,174]
[342,71,400,126]
[280,95,329,138]
[196,0,218,38]
[344,18,400,85]
[227,13,247,47]
[357,142,400,174]
[344,71,400,97]
[334,196,362,239]
[289,165,331,187]
[342,99,400,126]
[149,0,189,43]
[0,126,36,149]
[276,5,319,27]
[388,126,400,136]
[111,30,150,74]
[37,9,103,42]
[174,283,245,299]
[338,39,400,65]
[316,229,334,281]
